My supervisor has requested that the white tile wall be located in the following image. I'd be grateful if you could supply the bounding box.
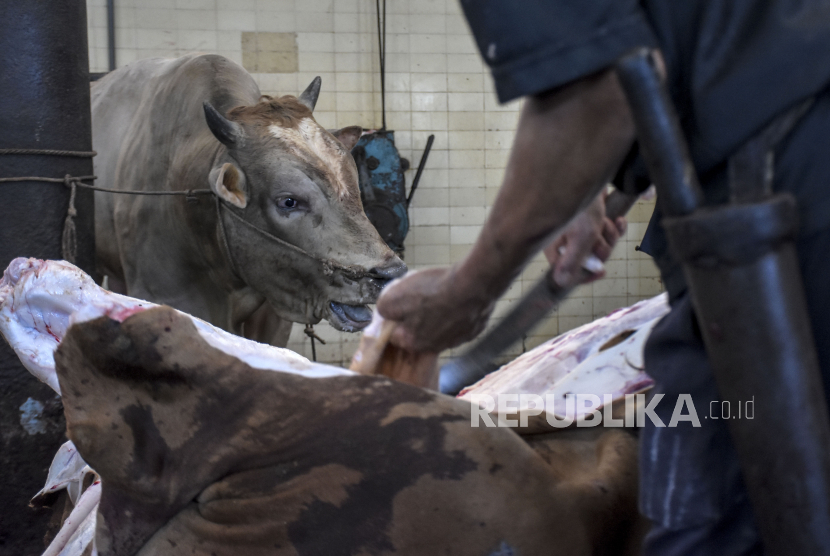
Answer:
[87,0,662,367]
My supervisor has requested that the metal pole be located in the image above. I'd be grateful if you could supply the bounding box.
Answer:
[107,0,116,72]
[406,134,434,208]
[0,1,96,553]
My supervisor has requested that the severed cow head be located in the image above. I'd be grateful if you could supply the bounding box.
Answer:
[202,78,406,332]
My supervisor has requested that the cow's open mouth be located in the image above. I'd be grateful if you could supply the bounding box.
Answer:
[328,302,373,332]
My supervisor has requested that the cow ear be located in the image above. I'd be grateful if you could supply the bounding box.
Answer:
[331,126,363,151]
[209,162,247,208]
[298,76,322,111]
[204,101,242,147]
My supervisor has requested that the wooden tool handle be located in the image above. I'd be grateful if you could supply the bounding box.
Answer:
[350,318,396,375]
[350,318,439,390]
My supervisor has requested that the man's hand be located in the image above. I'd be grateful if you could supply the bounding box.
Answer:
[376,267,493,353]
[544,191,627,287]
[377,67,636,354]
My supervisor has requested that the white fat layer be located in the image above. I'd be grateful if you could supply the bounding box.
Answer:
[34,441,96,506]
[37,441,100,556]
[187,317,350,378]
[0,258,353,395]
[538,318,660,419]
[269,119,352,199]
[460,293,669,421]
[42,480,101,556]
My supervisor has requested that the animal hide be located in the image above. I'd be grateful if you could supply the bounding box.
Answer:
[1,258,647,556]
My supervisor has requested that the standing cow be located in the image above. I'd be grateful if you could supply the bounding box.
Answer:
[92,54,405,345]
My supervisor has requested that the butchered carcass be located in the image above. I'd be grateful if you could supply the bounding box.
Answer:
[0,258,349,396]
[1,258,647,556]
[1,257,348,556]
[459,294,669,433]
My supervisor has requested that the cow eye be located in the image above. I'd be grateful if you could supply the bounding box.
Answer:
[277,197,301,211]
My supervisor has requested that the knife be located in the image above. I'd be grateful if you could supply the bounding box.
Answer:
[439,189,639,395]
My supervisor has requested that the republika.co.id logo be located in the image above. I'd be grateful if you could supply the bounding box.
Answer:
[468,393,755,428]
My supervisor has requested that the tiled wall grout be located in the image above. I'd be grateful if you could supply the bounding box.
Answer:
[87,0,662,367]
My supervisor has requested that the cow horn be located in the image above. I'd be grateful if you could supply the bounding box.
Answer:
[298,76,322,112]
[203,101,242,147]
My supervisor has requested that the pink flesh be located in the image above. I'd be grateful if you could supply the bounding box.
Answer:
[0,259,152,393]
[459,294,669,422]
[0,258,352,396]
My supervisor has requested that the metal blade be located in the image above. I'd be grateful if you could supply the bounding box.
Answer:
[439,190,639,395]
[439,274,571,395]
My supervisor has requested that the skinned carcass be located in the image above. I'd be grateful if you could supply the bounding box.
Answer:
[0,258,348,395]
[2,258,646,556]
[459,295,669,433]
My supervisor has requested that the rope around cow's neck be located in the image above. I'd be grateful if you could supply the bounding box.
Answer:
[0,169,375,282]
[0,173,215,262]
[214,197,375,281]
[2,162,373,363]
[212,196,373,363]
[0,149,351,362]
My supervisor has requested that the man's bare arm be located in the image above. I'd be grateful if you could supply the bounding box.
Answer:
[458,69,635,297]
[378,68,636,352]
[545,190,628,286]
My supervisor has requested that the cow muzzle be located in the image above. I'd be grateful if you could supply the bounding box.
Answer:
[219,202,406,331]
[326,302,373,332]
[325,260,406,332]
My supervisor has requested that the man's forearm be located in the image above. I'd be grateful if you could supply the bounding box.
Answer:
[454,68,636,299]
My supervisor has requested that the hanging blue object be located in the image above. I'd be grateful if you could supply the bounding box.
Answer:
[351,130,410,254]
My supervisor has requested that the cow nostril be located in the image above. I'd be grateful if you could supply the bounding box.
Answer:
[369,261,407,282]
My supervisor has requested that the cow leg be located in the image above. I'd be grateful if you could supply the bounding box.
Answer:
[272,316,293,346]
[241,301,293,347]
[102,273,127,294]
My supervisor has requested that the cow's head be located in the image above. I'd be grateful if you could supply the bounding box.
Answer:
[203,78,406,332]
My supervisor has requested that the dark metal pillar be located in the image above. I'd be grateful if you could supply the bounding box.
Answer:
[107,0,116,72]
[0,1,96,554]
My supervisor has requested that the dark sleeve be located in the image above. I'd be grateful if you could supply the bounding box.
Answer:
[460,0,658,103]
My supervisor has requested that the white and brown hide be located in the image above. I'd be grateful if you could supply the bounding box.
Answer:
[56,308,644,556]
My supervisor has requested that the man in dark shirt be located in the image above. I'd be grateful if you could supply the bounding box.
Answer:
[378,1,830,553]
